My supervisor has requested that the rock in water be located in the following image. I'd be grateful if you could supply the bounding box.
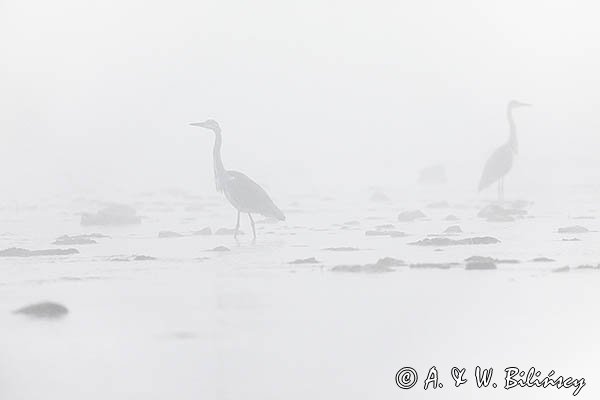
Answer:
[397,210,427,222]
[466,260,497,270]
[0,247,79,257]
[13,302,69,319]
[52,235,98,245]
[289,257,320,264]
[557,226,589,234]
[158,231,184,238]
[374,257,405,267]
[444,225,463,234]
[418,164,447,185]
[81,204,142,226]
[192,227,212,235]
[409,237,500,246]
[208,246,230,252]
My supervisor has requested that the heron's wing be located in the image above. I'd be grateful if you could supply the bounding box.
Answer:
[223,170,285,220]
[478,145,514,191]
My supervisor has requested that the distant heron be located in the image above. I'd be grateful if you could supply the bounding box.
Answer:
[478,100,531,201]
[190,120,285,239]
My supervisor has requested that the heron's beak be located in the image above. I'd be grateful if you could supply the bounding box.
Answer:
[189,122,207,128]
[519,102,532,107]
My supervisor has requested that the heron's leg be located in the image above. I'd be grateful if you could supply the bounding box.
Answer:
[234,211,240,239]
[500,178,505,203]
[497,181,501,203]
[248,213,256,240]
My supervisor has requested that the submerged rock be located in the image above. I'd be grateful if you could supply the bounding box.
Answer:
[445,215,459,221]
[426,201,449,209]
[552,266,570,273]
[374,257,405,267]
[398,210,427,222]
[52,235,97,245]
[13,302,68,319]
[443,225,463,234]
[409,236,500,246]
[409,263,454,270]
[477,204,526,222]
[0,247,79,257]
[81,204,142,226]
[331,263,392,273]
[289,257,320,264]
[576,264,600,270]
[158,230,184,238]
[465,256,519,264]
[465,260,497,270]
[322,247,360,252]
[365,230,406,238]
[562,238,580,242]
[418,164,447,185]
[531,257,555,263]
[557,226,589,234]
[192,227,212,235]
[215,228,244,235]
[208,246,230,252]
[370,191,390,203]
[110,254,156,262]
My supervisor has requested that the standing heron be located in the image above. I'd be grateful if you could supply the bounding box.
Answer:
[478,100,531,201]
[190,119,285,240]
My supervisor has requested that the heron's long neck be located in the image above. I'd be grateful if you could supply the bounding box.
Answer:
[212,128,226,188]
[506,107,518,153]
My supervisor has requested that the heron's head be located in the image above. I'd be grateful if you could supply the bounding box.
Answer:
[508,100,531,109]
[190,119,220,132]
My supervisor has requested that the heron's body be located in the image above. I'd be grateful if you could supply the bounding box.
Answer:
[478,100,530,201]
[191,119,285,239]
[478,143,514,192]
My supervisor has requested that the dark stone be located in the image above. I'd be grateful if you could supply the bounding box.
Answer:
[13,302,69,319]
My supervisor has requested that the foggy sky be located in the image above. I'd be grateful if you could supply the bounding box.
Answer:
[1,0,599,199]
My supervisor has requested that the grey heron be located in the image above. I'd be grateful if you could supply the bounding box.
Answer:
[190,119,285,239]
[478,100,531,201]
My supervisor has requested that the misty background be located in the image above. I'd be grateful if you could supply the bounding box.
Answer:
[1,0,599,201]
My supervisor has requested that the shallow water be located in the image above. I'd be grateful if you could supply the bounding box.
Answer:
[1,186,599,399]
